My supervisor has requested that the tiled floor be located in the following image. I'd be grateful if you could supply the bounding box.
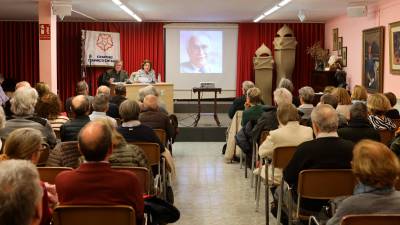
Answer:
[172,142,275,225]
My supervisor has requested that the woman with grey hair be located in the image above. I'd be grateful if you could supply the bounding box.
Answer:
[297,86,315,120]
[0,87,57,148]
[278,78,300,107]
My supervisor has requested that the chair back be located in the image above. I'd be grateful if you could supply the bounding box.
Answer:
[298,169,355,200]
[129,142,160,167]
[52,205,136,225]
[153,129,167,146]
[113,166,150,194]
[38,167,72,184]
[379,130,395,145]
[272,146,297,169]
[393,119,400,128]
[340,214,400,225]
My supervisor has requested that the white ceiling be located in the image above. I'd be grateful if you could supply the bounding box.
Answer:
[0,0,380,22]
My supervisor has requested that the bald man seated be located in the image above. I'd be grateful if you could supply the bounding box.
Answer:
[56,121,144,225]
[139,95,175,141]
[60,95,91,141]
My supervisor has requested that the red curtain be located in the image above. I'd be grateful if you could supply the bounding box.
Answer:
[0,21,39,84]
[57,22,164,102]
[236,23,325,96]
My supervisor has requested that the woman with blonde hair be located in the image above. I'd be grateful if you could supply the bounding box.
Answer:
[0,128,54,225]
[351,85,367,104]
[326,140,400,225]
[333,87,352,120]
[367,93,396,131]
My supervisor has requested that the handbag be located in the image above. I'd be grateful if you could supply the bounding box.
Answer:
[144,196,180,225]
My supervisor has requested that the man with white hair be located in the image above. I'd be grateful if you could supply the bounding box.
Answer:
[0,160,43,225]
[297,86,315,120]
[96,85,119,118]
[283,104,354,213]
[0,87,57,148]
[228,80,255,119]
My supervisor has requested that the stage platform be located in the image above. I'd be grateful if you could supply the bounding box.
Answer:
[174,100,232,142]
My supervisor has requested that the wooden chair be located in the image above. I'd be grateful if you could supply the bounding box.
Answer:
[153,129,167,146]
[294,169,356,223]
[392,119,400,128]
[379,130,395,145]
[52,205,136,225]
[250,130,269,186]
[129,142,166,199]
[340,214,400,225]
[268,146,297,224]
[38,167,72,184]
[113,166,150,194]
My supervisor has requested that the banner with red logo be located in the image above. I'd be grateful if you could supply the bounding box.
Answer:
[82,30,120,67]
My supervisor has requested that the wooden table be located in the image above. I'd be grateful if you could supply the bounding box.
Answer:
[192,87,222,127]
[110,83,174,113]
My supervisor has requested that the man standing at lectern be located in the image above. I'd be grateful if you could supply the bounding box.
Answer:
[99,60,129,86]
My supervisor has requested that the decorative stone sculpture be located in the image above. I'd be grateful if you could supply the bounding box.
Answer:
[273,25,298,86]
[253,43,274,105]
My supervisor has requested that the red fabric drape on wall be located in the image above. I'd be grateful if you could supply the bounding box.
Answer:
[236,23,325,96]
[0,21,39,84]
[57,22,164,102]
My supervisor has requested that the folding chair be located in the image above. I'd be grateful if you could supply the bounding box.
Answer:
[379,130,395,145]
[340,214,400,225]
[37,167,72,184]
[113,166,150,194]
[53,205,136,225]
[130,142,166,200]
[292,169,356,224]
[153,129,167,146]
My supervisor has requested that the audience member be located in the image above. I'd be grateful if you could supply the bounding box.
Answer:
[34,82,50,98]
[55,121,144,225]
[139,94,175,141]
[0,106,5,149]
[333,87,352,120]
[257,103,313,183]
[117,99,165,152]
[327,140,400,225]
[283,104,354,213]
[323,86,335,94]
[89,94,117,127]
[0,160,43,225]
[110,84,127,108]
[390,128,400,156]
[338,102,380,143]
[96,118,148,168]
[278,78,300,107]
[0,87,56,148]
[351,85,367,104]
[319,93,348,127]
[35,92,69,132]
[241,87,264,127]
[138,85,168,114]
[15,81,31,89]
[1,78,16,118]
[0,74,9,106]
[228,80,254,119]
[0,128,56,225]
[384,92,400,119]
[65,81,93,116]
[60,95,91,142]
[297,86,315,120]
[96,85,119,118]
[367,93,396,131]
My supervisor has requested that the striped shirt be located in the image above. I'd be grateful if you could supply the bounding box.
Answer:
[49,115,70,132]
[368,115,396,131]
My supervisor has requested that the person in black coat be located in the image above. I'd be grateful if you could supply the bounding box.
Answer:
[338,102,380,143]
[60,95,91,142]
[228,81,254,119]
[283,104,354,213]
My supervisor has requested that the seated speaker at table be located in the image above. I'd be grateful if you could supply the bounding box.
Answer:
[99,60,129,86]
[130,59,157,84]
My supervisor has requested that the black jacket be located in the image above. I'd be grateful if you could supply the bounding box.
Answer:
[60,115,91,142]
[338,118,380,143]
[228,95,246,119]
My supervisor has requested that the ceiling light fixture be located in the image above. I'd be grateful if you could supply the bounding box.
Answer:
[111,0,142,22]
[254,0,292,23]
